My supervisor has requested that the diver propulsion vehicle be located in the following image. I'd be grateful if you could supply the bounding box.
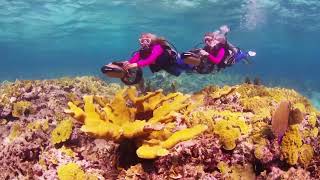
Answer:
[101,62,143,85]
[182,48,249,74]
[181,49,217,74]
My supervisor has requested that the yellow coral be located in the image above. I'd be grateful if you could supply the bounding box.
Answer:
[9,123,21,141]
[137,125,207,159]
[213,111,249,150]
[60,146,76,157]
[209,86,234,99]
[281,125,303,165]
[217,161,231,174]
[228,164,256,180]
[122,120,148,138]
[136,145,169,159]
[51,119,73,145]
[308,112,317,127]
[0,119,7,125]
[311,128,319,137]
[241,96,272,114]
[149,93,189,123]
[252,108,272,122]
[161,124,207,149]
[66,88,202,159]
[57,163,85,180]
[27,119,49,132]
[299,144,314,166]
[12,101,32,118]
[104,90,134,125]
[80,115,122,140]
[186,110,216,131]
[65,102,85,122]
[293,103,306,114]
[254,145,267,160]
[65,93,82,106]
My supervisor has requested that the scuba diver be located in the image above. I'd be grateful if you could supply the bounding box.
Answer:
[101,33,192,85]
[182,25,256,74]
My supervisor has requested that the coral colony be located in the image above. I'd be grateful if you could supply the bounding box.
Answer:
[0,76,319,179]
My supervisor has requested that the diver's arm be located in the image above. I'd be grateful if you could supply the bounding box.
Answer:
[129,52,140,63]
[137,45,164,67]
[207,48,225,64]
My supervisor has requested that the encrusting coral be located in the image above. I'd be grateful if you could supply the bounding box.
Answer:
[51,119,73,145]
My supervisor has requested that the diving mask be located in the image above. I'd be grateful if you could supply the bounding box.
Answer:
[139,38,152,46]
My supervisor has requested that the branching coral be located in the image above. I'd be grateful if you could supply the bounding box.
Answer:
[137,124,207,159]
[66,87,206,159]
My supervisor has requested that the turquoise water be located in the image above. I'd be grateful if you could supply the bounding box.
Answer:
[0,0,319,108]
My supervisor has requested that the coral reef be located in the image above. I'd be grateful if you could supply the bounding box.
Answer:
[0,76,319,179]
[66,87,207,159]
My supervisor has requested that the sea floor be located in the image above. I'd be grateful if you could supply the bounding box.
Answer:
[0,76,319,179]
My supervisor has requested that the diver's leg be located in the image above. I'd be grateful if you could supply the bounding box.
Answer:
[176,57,195,72]
[234,49,249,63]
[163,64,183,76]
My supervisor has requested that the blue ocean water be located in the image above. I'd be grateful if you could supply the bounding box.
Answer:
[0,0,319,108]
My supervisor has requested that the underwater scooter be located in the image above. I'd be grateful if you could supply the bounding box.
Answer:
[181,48,216,74]
[101,61,143,85]
[182,48,249,74]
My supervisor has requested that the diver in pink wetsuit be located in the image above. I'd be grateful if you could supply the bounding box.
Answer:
[200,29,256,67]
[123,33,192,76]
[182,25,256,74]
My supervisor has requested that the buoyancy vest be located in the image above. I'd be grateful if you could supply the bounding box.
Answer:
[204,43,235,69]
[139,43,177,73]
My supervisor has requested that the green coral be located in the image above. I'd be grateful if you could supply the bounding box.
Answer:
[12,101,32,118]
[51,119,73,145]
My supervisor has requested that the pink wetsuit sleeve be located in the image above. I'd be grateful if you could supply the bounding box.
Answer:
[207,48,225,64]
[137,45,164,67]
[129,52,140,63]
